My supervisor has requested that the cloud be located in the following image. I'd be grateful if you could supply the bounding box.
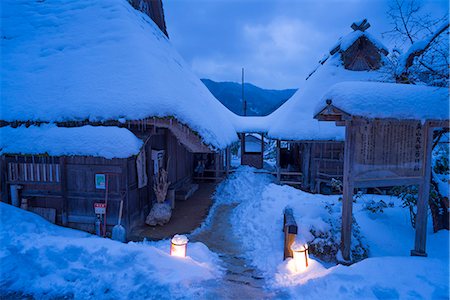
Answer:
[243,18,325,61]
[164,0,448,89]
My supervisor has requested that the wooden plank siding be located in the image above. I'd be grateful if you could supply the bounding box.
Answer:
[1,119,218,237]
[288,141,344,193]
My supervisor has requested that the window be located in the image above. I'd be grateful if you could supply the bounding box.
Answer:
[8,162,60,183]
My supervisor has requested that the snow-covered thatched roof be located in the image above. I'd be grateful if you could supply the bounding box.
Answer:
[329,20,388,57]
[1,0,237,149]
[316,82,449,121]
[0,125,143,159]
[264,22,392,141]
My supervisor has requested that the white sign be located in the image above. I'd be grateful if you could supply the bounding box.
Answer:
[94,203,106,214]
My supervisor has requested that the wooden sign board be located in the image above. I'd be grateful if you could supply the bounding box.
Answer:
[351,118,424,183]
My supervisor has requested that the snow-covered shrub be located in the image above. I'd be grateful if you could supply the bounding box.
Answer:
[309,202,369,263]
[392,185,418,228]
[433,148,449,175]
[363,199,388,214]
[331,178,343,193]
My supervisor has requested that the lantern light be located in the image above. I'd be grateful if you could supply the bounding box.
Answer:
[291,239,309,272]
[170,234,189,257]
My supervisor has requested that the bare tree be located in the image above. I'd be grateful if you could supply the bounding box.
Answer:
[384,0,449,86]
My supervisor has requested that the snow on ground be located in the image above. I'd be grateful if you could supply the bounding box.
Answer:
[0,125,143,159]
[0,203,222,299]
[1,167,448,299]
[211,166,449,299]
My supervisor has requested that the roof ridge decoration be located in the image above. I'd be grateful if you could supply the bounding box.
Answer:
[329,20,388,71]
[350,19,371,32]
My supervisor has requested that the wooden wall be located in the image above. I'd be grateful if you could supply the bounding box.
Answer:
[166,129,194,188]
[341,36,384,71]
[298,141,344,193]
[1,124,203,236]
[3,155,131,233]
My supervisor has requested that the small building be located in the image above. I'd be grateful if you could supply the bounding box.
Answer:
[315,81,449,261]
[0,0,236,236]
[266,20,391,192]
[240,133,266,169]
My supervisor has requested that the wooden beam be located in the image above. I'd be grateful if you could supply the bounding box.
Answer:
[225,146,231,176]
[427,120,449,128]
[60,157,68,226]
[301,143,311,188]
[215,152,220,183]
[148,118,213,153]
[354,177,422,188]
[0,156,7,203]
[276,140,281,183]
[314,104,352,121]
[341,121,354,262]
[411,123,433,257]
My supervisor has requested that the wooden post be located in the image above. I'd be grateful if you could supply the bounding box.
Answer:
[301,143,311,188]
[341,122,354,262]
[261,133,264,169]
[411,123,433,257]
[215,152,220,182]
[60,157,68,226]
[283,207,298,260]
[240,133,245,166]
[276,140,281,183]
[225,146,231,176]
[0,156,7,203]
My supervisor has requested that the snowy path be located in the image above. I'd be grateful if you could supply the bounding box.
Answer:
[191,204,282,299]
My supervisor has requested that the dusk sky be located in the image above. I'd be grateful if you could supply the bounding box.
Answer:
[165,0,448,89]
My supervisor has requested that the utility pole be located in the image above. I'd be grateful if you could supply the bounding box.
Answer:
[242,68,247,116]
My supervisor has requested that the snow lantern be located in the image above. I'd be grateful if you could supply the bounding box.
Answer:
[170,234,189,257]
[291,238,309,272]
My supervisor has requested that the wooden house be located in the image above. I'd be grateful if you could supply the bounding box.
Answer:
[0,0,236,237]
[315,81,449,260]
[265,20,391,192]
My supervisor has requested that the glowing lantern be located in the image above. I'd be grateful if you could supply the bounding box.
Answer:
[170,234,189,257]
[291,240,309,272]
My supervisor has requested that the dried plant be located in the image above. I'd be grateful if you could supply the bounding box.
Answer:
[154,159,171,203]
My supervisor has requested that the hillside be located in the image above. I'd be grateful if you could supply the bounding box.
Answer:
[202,79,297,116]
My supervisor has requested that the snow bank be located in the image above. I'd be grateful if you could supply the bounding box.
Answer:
[0,203,223,299]
[211,167,448,298]
[0,125,143,159]
[1,0,237,149]
[277,255,448,299]
[318,81,449,121]
[213,168,365,274]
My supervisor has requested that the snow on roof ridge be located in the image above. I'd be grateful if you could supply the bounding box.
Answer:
[318,81,449,121]
[329,21,388,55]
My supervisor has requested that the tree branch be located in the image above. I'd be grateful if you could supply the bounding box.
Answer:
[397,23,449,80]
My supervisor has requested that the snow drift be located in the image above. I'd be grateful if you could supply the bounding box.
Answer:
[0,203,222,299]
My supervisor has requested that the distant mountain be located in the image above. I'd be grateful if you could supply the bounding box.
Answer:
[201,79,297,116]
